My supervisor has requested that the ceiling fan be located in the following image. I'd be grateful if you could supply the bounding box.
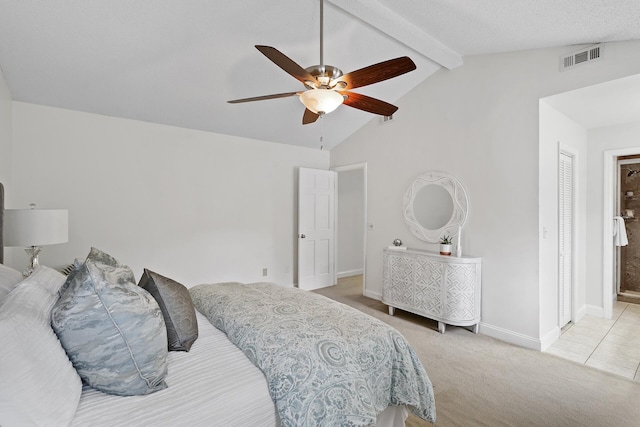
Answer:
[228,0,417,125]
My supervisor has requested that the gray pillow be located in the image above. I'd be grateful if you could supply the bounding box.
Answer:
[139,269,198,351]
[52,252,168,396]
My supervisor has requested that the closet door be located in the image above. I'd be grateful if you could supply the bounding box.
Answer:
[558,152,573,328]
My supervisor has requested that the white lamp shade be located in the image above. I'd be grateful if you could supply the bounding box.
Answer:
[299,89,344,115]
[4,209,69,247]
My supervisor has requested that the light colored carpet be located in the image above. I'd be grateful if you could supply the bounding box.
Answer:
[314,278,640,427]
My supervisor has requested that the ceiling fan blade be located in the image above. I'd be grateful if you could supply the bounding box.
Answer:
[255,45,318,86]
[337,57,416,90]
[227,91,299,104]
[302,108,320,125]
[341,91,399,116]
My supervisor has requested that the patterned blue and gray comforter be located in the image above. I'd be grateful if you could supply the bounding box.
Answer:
[189,282,436,427]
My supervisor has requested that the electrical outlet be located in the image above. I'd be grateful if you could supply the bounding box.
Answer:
[262,268,268,276]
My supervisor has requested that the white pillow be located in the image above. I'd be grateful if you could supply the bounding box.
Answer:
[0,266,82,426]
[0,263,23,306]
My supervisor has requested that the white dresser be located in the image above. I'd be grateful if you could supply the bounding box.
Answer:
[382,248,482,333]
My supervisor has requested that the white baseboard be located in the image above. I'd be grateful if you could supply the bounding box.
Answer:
[337,269,364,279]
[574,304,587,323]
[364,289,382,300]
[479,322,542,350]
[539,327,561,351]
[586,304,604,317]
[357,291,545,351]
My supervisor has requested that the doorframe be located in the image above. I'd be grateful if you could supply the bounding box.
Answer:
[603,147,640,319]
[616,158,640,295]
[331,162,368,294]
[558,144,578,326]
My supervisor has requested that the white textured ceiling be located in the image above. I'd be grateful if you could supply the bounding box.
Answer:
[543,73,640,129]
[0,0,639,150]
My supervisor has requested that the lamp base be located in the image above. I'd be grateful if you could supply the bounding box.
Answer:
[23,246,42,277]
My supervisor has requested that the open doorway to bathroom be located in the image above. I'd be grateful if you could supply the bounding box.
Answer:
[333,163,367,295]
[617,156,640,304]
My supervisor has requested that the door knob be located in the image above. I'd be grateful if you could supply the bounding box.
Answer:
[300,234,306,238]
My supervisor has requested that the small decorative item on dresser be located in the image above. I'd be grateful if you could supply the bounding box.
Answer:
[439,235,452,256]
[388,238,407,251]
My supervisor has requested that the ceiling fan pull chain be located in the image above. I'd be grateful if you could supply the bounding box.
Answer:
[320,114,324,150]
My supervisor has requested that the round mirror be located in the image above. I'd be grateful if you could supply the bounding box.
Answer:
[413,185,454,230]
[403,171,468,243]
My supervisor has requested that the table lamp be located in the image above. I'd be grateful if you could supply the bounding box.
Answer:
[4,204,68,276]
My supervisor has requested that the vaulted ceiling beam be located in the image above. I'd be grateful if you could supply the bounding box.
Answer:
[327,0,463,70]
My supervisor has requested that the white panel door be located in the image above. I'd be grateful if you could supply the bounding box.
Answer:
[298,168,336,290]
[559,152,573,328]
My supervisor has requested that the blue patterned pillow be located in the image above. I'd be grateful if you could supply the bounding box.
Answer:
[139,269,198,352]
[52,252,168,396]
[59,248,135,296]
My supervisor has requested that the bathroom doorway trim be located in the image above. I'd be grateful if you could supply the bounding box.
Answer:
[603,147,640,319]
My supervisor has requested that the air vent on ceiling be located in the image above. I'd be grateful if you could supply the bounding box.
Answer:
[560,44,603,71]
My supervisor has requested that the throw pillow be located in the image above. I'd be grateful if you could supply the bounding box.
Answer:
[0,266,82,427]
[139,269,198,351]
[58,257,85,297]
[58,247,134,296]
[85,247,136,281]
[52,252,168,396]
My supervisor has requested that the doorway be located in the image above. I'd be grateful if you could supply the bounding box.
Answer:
[332,163,367,295]
[617,157,640,303]
[604,147,640,319]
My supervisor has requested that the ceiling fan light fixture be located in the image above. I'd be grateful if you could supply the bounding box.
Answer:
[299,89,344,115]
[304,79,319,89]
[331,81,347,90]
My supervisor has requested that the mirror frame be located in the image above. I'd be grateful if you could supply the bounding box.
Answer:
[402,171,469,243]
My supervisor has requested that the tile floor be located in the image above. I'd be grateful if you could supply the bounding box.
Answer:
[546,301,640,381]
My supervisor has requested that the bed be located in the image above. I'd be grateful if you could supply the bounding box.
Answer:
[0,183,436,427]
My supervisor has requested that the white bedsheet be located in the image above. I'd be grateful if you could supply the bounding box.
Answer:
[70,311,409,427]
[71,311,279,427]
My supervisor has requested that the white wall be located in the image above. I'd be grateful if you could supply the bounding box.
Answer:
[586,122,640,309]
[0,66,11,188]
[538,100,588,348]
[330,40,640,349]
[8,102,329,287]
[337,168,364,277]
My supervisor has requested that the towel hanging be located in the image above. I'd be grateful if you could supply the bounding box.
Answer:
[613,216,628,246]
